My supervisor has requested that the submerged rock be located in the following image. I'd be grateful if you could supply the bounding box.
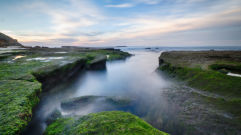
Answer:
[46,110,62,125]
[60,96,132,111]
[105,96,131,106]
[61,96,102,110]
[45,111,169,135]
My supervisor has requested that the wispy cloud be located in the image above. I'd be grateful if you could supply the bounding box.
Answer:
[10,0,105,45]
[105,0,161,8]
[1,0,241,46]
[105,3,134,8]
[135,0,162,5]
[92,7,241,46]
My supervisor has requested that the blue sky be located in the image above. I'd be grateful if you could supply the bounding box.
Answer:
[1,0,241,47]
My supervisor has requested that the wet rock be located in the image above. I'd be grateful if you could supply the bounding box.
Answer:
[60,96,132,111]
[45,110,62,125]
[88,55,107,70]
[105,96,131,106]
[218,68,229,74]
[61,96,102,110]
[159,58,164,65]
[0,36,131,135]
[158,51,241,134]
[45,111,169,135]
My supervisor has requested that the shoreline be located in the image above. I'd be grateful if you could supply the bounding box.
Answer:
[0,46,131,135]
[158,50,241,134]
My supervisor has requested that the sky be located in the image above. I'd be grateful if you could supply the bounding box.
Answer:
[1,0,241,47]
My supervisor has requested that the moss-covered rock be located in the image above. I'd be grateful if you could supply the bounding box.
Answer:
[158,51,241,128]
[89,49,131,60]
[159,51,241,98]
[45,111,168,135]
[0,80,41,135]
[0,46,131,135]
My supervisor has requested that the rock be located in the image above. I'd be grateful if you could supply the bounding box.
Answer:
[159,58,164,65]
[218,68,229,74]
[105,96,131,106]
[0,33,23,48]
[44,111,169,135]
[61,96,102,110]
[88,55,107,70]
[45,110,62,125]
[61,96,132,111]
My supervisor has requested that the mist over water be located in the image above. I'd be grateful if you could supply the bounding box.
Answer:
[25,48,239,135]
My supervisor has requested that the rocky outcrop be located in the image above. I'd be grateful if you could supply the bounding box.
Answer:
[87,55,107,70]
[0,45,130,135]
[0,33,23,48]
[159,51,241,97]
[32,58,88,90]
[158,51,241,134]
[45,111,169,135]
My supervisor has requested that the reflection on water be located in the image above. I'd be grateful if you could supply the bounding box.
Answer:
[23,50,190,135]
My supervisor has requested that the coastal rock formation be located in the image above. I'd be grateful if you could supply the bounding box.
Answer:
[0,33,23,48]
[159,51,241,98]
[159,51,241,134]
[0,33,131,135]
[45,111,168,135]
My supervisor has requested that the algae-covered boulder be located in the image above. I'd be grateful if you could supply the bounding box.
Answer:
[45,111,168,135]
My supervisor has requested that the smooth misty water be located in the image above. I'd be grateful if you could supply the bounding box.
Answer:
[23,48,241,135]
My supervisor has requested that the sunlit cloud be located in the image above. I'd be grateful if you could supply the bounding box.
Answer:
[0,0,241,46]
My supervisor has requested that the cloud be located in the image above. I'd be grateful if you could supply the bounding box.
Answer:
[92,7,241,46]
[2,0,241,46]
[105,0,162,8]
[134,0,162,5]
[13,0,105,45]
[105,3,134,8]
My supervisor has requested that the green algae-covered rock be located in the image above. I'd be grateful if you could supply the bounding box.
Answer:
[45,111,169,135]
[0,80,41,135]
[0,33,131,135]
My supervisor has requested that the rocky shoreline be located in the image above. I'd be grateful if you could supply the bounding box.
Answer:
[0,38,133,134]
[159,51,241,134]
[45,111,168,135]
[159,51,241,97]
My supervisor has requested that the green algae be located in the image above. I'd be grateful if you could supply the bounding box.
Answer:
[159,62,241,98]
[159,59,241,126]
[0,80,41,135]
[0,48,130,135]
[209,61,241,74]
[45,111,169,135]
